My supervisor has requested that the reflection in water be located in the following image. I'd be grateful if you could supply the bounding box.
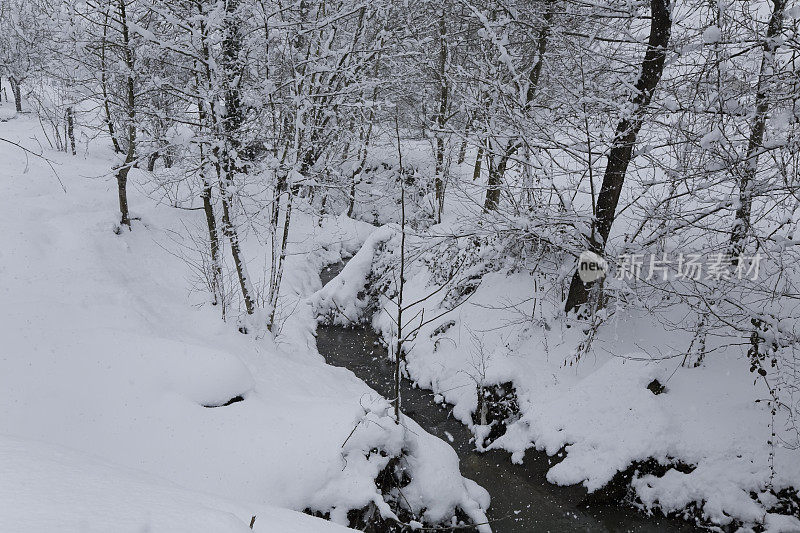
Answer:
[315,264,698,532]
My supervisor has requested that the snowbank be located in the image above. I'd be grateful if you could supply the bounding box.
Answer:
[310,224,397,325]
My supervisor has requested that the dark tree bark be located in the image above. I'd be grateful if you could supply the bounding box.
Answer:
[196,76,224,309]
[393,117,406,421]
[433,9,449,223]
[457,138,468,165]
[347,129,371,218]
[472,142,484,181]
[66,107,76,155]
[147,151,159,172]
[565,0,672,314]
[116,155,132,227]
[484,140,513,211]
[219,185,254,316]
[9,77,22,112]
[201,180,223,304]
[729,0,786,259]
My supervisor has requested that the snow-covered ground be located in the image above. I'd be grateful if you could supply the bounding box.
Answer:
[0,107,488,531]
[0,435,353,533]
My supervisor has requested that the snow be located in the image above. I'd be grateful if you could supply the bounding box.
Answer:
[3,74,799,531]
[310,224,397,325]
[702,25,721,44]
[700,128,723,149]
[0,434,352,533]
[306,395,490,530]
[0,111,488,531]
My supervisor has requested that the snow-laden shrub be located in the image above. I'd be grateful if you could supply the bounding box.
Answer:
[305,396,490,531]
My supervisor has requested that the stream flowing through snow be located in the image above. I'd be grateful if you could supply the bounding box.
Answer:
[315,263,699,533]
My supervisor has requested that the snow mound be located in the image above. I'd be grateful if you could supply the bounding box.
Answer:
[306,395,490,530]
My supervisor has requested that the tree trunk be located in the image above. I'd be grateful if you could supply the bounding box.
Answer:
[220,180,255,316]
[484,140,514,211]
[147,151,159,172]
[729,0,786,259]
[457,139,468,165]
[115,0,136,229]
[484,155,504,211]
[433,10,449,223]
[472,143,484,181]
[482,2,552,210]
[393,117,406,421]
[101,8,122,154]
[10,78,21,112]
[196,82,224,312]
[201,180,223,307]
[565,0,672,314]
[116,143,134,228]
[267,187,293,330]
[219,0,255,319]
[221,0,245,152]
[66,107,76,155]
[347,169,358,218]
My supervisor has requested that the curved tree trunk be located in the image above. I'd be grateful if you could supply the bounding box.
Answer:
[565,0,672,314]
[116,145,134,228]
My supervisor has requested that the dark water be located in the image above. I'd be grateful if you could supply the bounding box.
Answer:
[316,263,699,533]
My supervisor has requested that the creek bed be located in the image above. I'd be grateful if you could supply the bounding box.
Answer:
[316,263,699,533]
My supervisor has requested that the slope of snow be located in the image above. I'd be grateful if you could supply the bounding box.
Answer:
[0,112,487,531]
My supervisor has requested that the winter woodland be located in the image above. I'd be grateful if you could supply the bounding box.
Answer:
[1,0,800,531]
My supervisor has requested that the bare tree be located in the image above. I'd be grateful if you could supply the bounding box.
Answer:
[728,0,788,260]
[565,0,672,314]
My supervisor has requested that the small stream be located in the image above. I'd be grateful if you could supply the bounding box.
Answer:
[316,263,699,533]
